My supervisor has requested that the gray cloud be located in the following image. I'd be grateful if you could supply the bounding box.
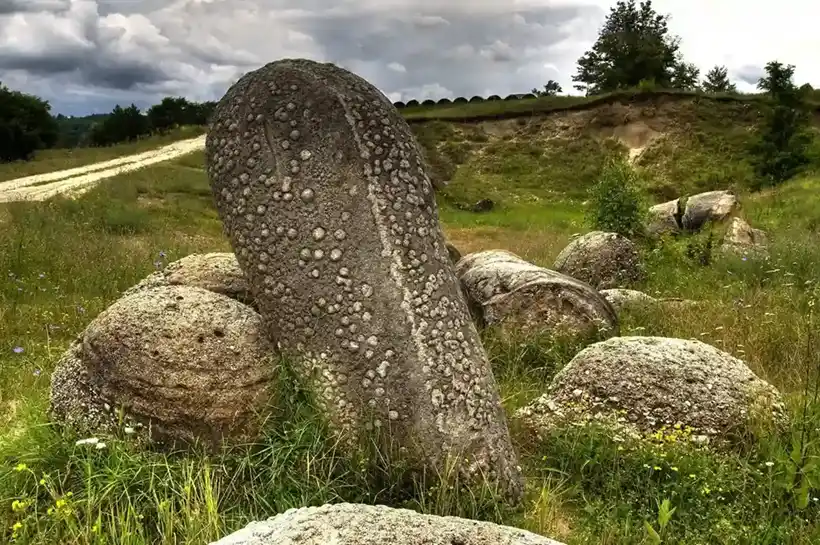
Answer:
[0,0,605,115]
[735,65,764,87]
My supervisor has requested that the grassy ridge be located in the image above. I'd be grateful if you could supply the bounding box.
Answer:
[1,146,820,542]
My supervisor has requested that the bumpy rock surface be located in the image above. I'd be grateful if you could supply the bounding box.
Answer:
[682,190,739,232]
[517,337,787,446]
[598,288,658,312]
[123,253,253,304]
[721,217,768,256]
[209,503,565,545]
[50,286,276,448]
[646,198,682,236]
[204,59,522,500]
[553,231,645,290]
[455,250,617,339]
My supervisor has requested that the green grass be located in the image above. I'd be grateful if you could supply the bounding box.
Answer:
[3,111,820,543]
[0,126,207,183]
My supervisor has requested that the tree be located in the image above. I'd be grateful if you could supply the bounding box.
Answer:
[701,65,737,93]
[748,61,813,188]
[671,61,700,91]
[572,0,693,94]
[531,80,563,97]
[89,104,151,146]
[0,83,59,162]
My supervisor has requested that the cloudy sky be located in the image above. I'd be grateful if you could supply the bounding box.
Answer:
[0,0,817,116]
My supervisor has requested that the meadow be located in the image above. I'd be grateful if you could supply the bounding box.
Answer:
[2,95,820,544]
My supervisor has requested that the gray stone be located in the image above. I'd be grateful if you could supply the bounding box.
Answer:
[455,250,618,340]
[517,336,787,448]
[682,190,739,232]
[49,286,276,449]
[553,231,645,290]
[646,198,682,237]
[209,503,565,545]
[720,217,768,256]
[204,59,522,500]
[598,288,658,312]
[123,253,253,305]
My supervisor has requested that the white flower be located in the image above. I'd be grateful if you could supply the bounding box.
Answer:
[75,438,99,446]
[765,461,774,467]
[124,427,135,435]
[95,442,107,450]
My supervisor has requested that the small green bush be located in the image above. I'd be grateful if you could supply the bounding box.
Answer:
[587,158,647,238]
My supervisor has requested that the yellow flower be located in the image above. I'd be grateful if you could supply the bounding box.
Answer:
[14,463,27,472]
[12,522,23,531]
[653,466,662,471]
[671,467,679,472]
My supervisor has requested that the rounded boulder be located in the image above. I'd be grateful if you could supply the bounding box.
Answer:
[552,231,645,290]
[123,253,253,305]
[208,503,565,545]
[517,336,787,448]
[50,285,276,449]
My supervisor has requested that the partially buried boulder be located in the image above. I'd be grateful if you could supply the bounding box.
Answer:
[646,198,682,237]
[205,59,523,500]
[553,231,645,290]
[681,190,738,232]
[50,285,276,449]
[123,253,253,305]
[721,217,768,256]
[516,336,787,448]
[208,503,565,545]
[455,250,618,340]
[598,288,658,313]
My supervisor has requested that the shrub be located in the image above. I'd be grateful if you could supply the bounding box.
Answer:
[586,157,647,238]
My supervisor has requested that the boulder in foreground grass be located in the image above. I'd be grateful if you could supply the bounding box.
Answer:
[123,252,253,304]
[205,58,523,501]
[50,285,276,449]
[456,250,617,340]
[553,231,645,290]
[517,336,787,448]
[209,503,565,545]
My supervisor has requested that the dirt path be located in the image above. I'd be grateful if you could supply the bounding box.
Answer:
[0,135,207,203]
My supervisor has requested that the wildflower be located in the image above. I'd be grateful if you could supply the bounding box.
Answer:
[742,256,748,261]
[77,306,85,314]
[653,466,662,471]
[671,466,679,472]
[12,346,24,354]
[159,251,167,258]
[33,369,41,377]
[95,442,107,450]
[154,261,163,269]
[689,474,696,479]
[12,522,22,531]
[124,427,135,435]
[39,273,45,279]
[75,437,99,446]
[765,461,774,467]
[14,463,27,472]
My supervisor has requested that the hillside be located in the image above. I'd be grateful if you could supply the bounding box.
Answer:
[410,91,820,207]
[2,89,820,544]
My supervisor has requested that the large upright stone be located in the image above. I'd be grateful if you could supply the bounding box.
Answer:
[205,59,523,500]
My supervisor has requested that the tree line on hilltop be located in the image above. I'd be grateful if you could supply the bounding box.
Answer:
[0,0,817,189]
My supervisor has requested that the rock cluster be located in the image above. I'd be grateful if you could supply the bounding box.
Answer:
[205,58,522,499]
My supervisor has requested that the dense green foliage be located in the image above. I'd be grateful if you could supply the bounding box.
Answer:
[587,157,647,238]
[749,61,814,188]
[0,83,59,162]
[702,66,738,94]
[531,80,563,97]
[573,0,696,94]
